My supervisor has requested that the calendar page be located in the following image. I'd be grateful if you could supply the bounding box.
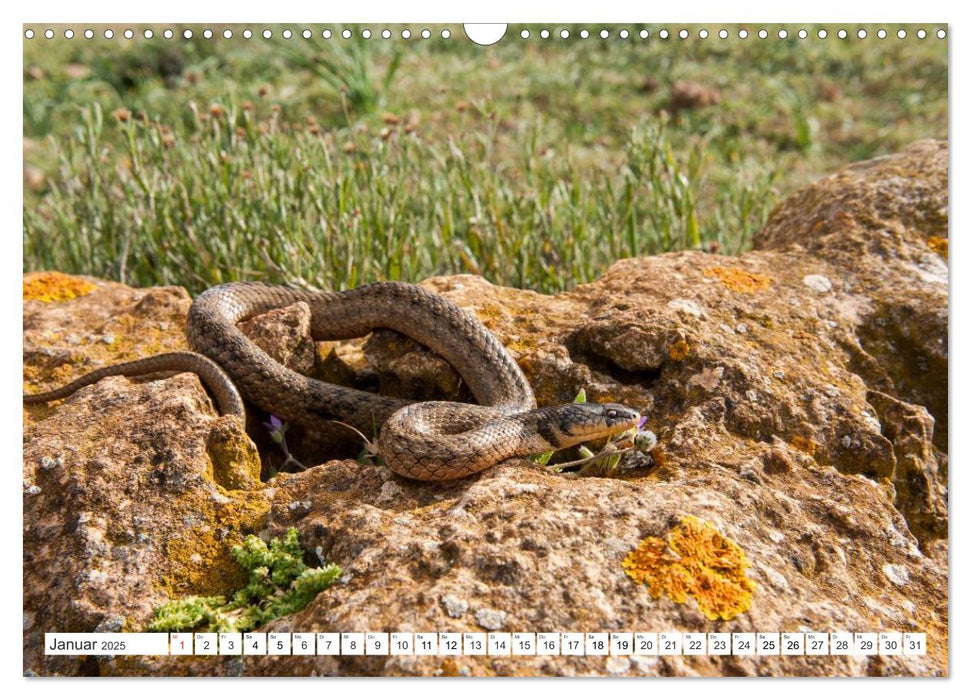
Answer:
[21,9,949,680]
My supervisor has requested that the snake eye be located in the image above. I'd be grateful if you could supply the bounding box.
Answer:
[605,408,618,419]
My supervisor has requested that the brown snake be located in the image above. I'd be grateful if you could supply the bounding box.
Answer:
[24,282,641,480]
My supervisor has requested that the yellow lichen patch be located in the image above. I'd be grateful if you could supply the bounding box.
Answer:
[206,419,263,490]
[704,266,771,293]
[161,525,249,596]
[23,272,96,302]
[215,496,272,533]
[22,363,54,394]
[158,494,271,598]
[790,434,818,457]
[473,301,506,323]
[668,339,691,361]
[505,336,538,354]
[623,516,755,621]
[927,236,948,259]
[23,351,91,394]
[104,312,186,360]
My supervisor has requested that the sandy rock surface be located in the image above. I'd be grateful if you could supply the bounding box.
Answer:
[23,141,947,676]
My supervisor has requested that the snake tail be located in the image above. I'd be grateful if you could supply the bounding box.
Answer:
[23,352,245,418]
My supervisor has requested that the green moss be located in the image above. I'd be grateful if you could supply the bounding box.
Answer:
[148,528,341,633]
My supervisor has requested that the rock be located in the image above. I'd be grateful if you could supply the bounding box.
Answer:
[22,372,267,676]
[22,142,947,677]
[475,608,507,630]
[755,139,948,453]
[441,594,470,618]
[363,329,470,402]
[238,302,316,376]
[802,274,834,294]
[866,391,947,543]
[667,80,721,113]
[23,164,45,191]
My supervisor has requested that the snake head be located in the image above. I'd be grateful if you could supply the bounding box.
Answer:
[600,403,642,430]
[547,402,642,446]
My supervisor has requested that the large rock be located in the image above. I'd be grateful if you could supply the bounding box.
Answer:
[22,142,947,677]
[755,139,948,456]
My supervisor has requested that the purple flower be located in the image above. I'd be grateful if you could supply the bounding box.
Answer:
[637,415,647,430]
[263,415,287,444]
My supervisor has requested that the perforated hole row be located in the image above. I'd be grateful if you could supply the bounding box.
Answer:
[519,27,945,40]
[23,26,948,41]
[23,27,452,41]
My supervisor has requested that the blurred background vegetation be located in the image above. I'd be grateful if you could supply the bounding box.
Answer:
[23,24,948,294]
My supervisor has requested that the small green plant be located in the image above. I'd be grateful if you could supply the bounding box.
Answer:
[148,528,341,633]
[279,31,402,118]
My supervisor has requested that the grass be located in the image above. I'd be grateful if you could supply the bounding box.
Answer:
[23,23,948,295]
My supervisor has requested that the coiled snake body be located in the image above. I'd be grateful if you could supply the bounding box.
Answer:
[24,282,640,480]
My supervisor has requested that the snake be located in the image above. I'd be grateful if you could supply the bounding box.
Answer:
[24,282,642,480]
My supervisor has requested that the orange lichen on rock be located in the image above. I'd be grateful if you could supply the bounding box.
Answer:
[927,236,948,259]
[650,446,667,470]
[789,434,818,457]
[23,272,96,302]
[623,516,755,621]
[440,658,461,677]
[704,266,771,293]
[669,339,691,361]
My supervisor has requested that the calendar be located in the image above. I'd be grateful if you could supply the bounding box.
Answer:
[44,631,928,657]
[22,12,950,680]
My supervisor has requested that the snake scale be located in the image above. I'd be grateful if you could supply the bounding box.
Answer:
[24,282,641,480]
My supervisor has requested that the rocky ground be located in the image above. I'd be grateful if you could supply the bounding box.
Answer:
[22,140,948,676]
